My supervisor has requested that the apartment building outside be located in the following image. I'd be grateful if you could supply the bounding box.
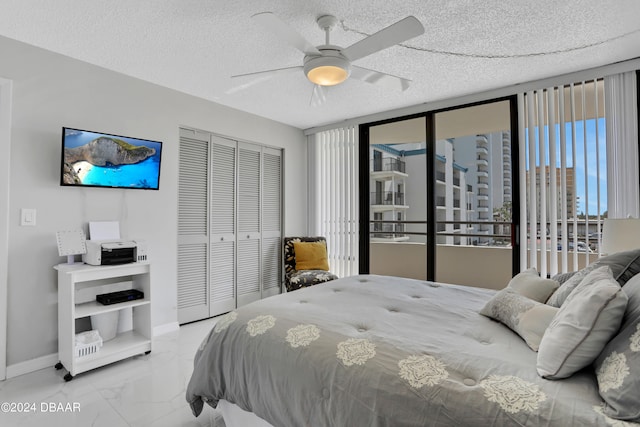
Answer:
[370,130,513,247]
[526,165,576,220]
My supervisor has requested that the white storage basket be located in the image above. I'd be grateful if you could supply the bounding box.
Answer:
[75,330,103,358]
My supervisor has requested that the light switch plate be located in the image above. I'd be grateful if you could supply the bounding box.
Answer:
[20,208,36,226]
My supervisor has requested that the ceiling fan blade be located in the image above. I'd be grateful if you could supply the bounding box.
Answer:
[350,65,412,91]
[227,66,302,94]
[253,12,321,56]
[310,84,328,107]
[342,16,424,62]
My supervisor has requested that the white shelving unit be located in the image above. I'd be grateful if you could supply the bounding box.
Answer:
[54,262,152,381]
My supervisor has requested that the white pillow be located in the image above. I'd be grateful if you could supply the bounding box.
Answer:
[480,288,558,351]
[507,268,559,303]
[537,266,628,379]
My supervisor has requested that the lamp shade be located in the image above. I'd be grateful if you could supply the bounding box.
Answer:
[601,218,640,255]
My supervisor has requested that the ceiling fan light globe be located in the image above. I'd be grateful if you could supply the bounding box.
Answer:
[304,53,351,86]
[307,65,349,86]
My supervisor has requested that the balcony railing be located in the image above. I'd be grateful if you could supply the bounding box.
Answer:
[371,219,606,257]
[370,220,513,246]
[371,158,406,173]
[370,191,405,205]
[436,196,446,206]
[526,220,605,252]
[370,222,407,239]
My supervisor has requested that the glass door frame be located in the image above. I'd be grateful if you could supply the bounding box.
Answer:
[358,95,521,281]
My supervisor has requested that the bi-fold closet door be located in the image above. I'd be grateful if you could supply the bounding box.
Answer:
[177,128,282,324]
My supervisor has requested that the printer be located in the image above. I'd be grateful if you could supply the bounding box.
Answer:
[82,240,144,266]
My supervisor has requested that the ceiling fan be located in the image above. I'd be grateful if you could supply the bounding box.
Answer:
[229,12,425,104]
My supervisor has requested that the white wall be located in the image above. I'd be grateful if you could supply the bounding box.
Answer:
[0,36,307,370]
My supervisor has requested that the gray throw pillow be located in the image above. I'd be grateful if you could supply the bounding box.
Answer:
[480,288,558,351]
[547,249,640,307]
[537,266,628,379]
[550,270,578,285]
[507,268,559,303]
[593,273,640,422]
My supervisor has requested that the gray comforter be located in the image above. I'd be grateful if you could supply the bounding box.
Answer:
[186,274,620,426]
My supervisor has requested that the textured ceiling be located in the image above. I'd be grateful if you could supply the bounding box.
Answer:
[1,0,640,129]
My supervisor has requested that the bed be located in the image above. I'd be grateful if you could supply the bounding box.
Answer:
[186,270,640,426]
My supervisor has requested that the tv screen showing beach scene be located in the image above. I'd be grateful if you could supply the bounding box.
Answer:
[60,127,162,190]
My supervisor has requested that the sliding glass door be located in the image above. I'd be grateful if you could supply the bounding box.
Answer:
[360,97,519,287]
[433,100,518,288]
[366,116,429,280]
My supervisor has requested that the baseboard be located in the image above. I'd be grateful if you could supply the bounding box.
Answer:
[5,322,179,379]
[6,353,58,379]
[153,321,180,336]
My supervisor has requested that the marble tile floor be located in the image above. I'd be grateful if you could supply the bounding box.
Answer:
[0,317,225,427]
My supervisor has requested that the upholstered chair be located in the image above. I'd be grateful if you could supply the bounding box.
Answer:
[283,237,338,292]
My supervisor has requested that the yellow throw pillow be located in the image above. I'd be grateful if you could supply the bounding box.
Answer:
[293,241,329,271]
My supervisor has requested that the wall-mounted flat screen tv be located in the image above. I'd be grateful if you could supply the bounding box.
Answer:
[60,127,162,190]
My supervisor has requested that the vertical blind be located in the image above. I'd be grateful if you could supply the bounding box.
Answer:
[518,80,606,277]
[605,71,640,218]
[308,126,359,277]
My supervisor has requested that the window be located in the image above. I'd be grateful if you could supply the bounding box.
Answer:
[308,71,638,283]
[520,80,606,276]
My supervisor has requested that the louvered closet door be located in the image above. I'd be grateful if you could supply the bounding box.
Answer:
[209,136,237,316]
[177,129,210,324]
[262,147,283,297]
[237,142,262,307]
